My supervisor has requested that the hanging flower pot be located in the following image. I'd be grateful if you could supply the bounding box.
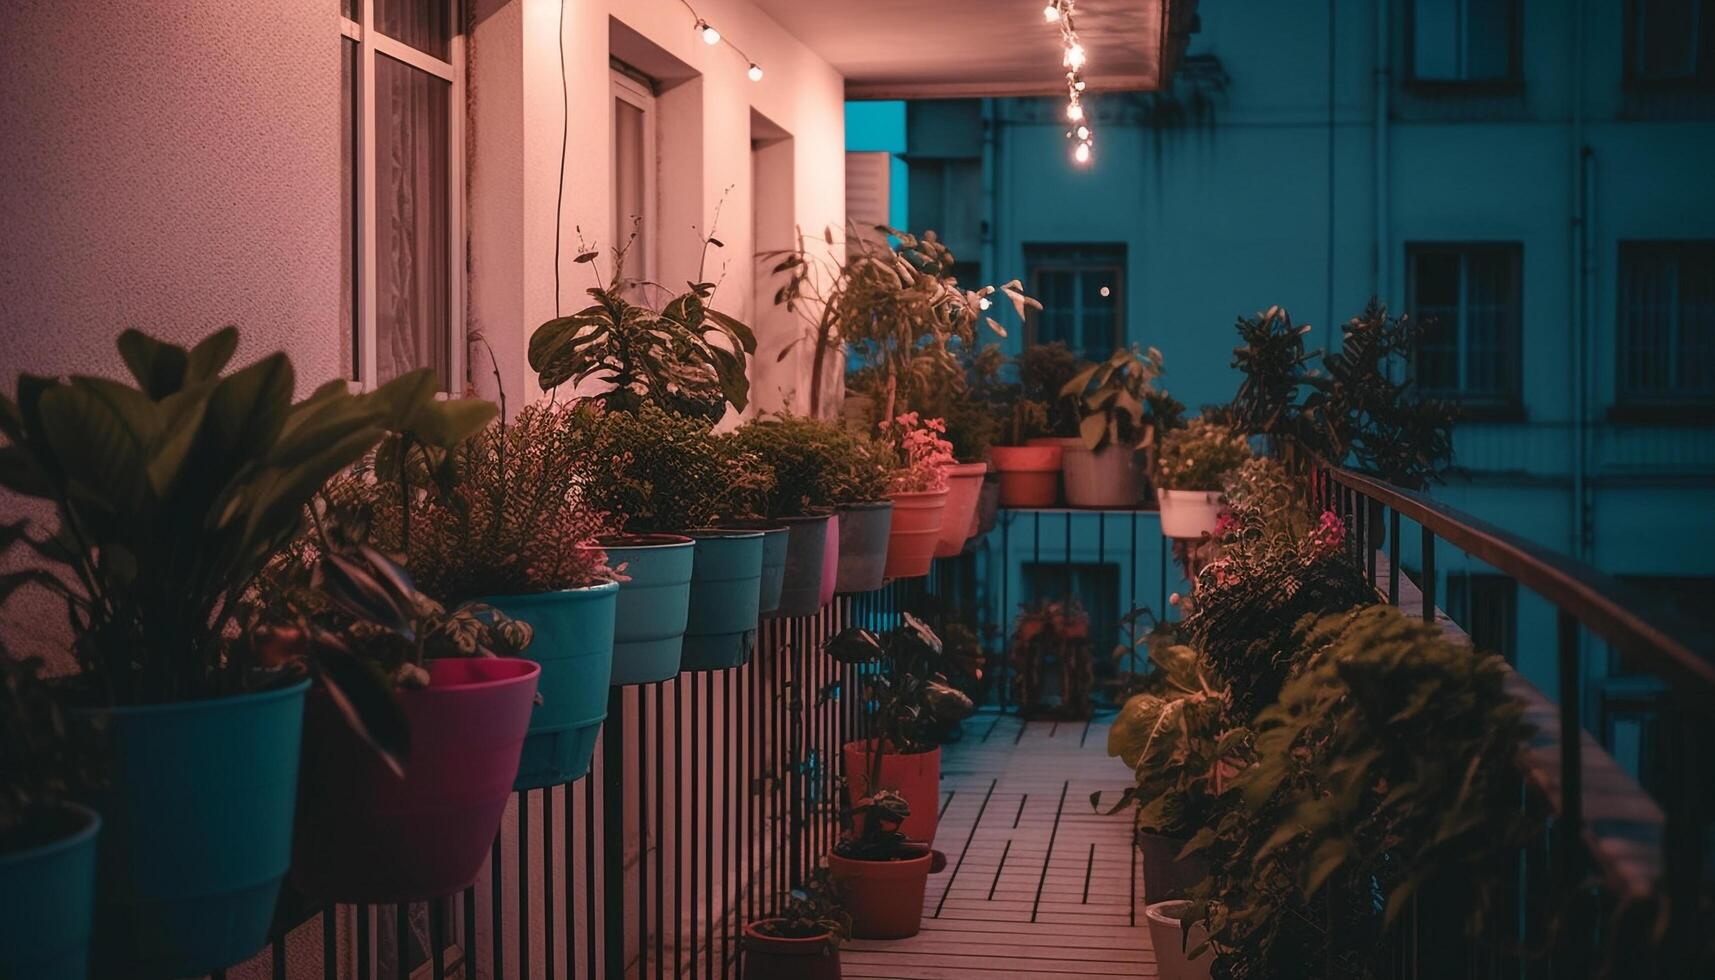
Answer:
[833,502,893,593]
[989,445,1062,507]
[969,471,1000,542]
[0,803,100,980]
[479,581,620,788]
[582,535,695,685]
[1146,900,1214,980]
[1157,489,1226,540]
[722,521,790,615]
[680,530,766,671]
[741,922,843,980]
[882,489,947,580]
[827,846,945,940]
[89,680,310,978]
[769,514,832,619]
[841,741,941,844]
[1062,444,1140,508]
[291,658,539,903]
[934,462,989,557]
[818,515,839,607]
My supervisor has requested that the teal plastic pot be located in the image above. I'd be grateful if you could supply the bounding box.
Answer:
[722,521,789,614]
[0,803,99,980]
[768,514,832,619]
[585,535,695,685]
[681,529,766,671]
[480,581,620,788]
[89,680,309,978]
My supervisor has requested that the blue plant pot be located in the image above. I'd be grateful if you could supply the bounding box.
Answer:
[769,514,833,619]
[480,581,620,788]
[89,680,309,978]
[723,521,789,614]
[593,535,695,685]
[0,804,99,980]
[681,530,766,671]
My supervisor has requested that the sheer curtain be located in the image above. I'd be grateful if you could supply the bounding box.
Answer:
[374,53,450,388]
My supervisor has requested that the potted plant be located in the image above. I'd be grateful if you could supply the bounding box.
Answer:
[931,344,1002,557]
[1008,599,1095,720]
[823,425,897,595]
[571,403,772,674]
[877,413,955,580]
[1154,418,1253,539]
[360,402,621,788]
[826,615,974,844]
[741,866,850,980]
[826,791,947,939]
[988,391,1062,507]
[730,413,868,617]
[0,656,102,980]
[0,329,480,976]
[1058,345,1177,508]
[252,501,541,903]
[1145,900,1214,980]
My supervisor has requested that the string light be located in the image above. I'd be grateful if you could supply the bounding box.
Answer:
[748,63,764,81]
[1046,1,1095,166]
[697,19,720,45]
[679,1,762,81]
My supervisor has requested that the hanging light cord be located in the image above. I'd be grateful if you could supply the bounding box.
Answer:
[1045,1,1095,164]
[677,0,765,79]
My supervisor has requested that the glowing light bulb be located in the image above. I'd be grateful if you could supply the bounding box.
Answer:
[979,296,993,310]
[1067,102,1084,121]
[1065,43,1086,69]
[1074,142,1092,164]
[697,20,720,45]
[1075,79,1087,92]
[1075,125,1090,140]
[1099,285,1111,297]
[1043,3,1060,21]
[748,63,764,82]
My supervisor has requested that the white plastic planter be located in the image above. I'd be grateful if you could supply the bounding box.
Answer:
[1156,489,1226,540]
[1145,900,1213,980]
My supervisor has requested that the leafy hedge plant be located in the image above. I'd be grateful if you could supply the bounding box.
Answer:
[1061,345,1177,452]
[877,413,954,495]
[730,413,890,517]
[1156,418,1253,491]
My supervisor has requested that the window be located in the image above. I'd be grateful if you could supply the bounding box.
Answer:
[1626,0,1714,84]
[1407,244,1523,406]
[612,68,658,285]
[1025,245,1125,363]
[1409,0,1521,83]
[1022,561,1120,657]
[1444,573,1517,663]
[340,0,463,390]
[1607,576,1715,675]
[1618,243,1715,402]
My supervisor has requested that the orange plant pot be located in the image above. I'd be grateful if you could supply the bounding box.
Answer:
[842,741,940,844]
[741,922,842,980]
[934,462,988,558]
[882,489,947,580]
[827,848,944,940]
[990,445,1062,508]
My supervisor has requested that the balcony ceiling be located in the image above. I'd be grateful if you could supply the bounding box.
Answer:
[755,0,1183,100]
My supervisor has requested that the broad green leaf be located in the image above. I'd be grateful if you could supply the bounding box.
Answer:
[116,329,190,399]
[184,326,240,382]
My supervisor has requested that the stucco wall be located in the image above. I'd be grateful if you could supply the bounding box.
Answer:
[0,0,343,390]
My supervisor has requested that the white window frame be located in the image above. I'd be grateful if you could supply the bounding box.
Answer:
[341,1,466,393]
[611,68,659,285]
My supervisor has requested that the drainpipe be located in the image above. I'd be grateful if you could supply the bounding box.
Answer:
[1570,0,1590,561]
[1373,0,1391,307]
[982,98,998,293]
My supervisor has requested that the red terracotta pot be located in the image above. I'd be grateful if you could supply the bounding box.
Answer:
[882,488,947,579]
[291,658,540,903]
[741,921,842,980]
[842,740,940,844]
[990,445,1062,508]
[934,461,988,558]
[827,848,945,939]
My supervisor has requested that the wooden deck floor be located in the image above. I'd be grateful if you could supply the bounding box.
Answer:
[842,710,1155,978]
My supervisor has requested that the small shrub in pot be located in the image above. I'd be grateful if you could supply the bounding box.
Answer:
[742,867,849,980]
[1154,418,1252,539]
[827,791,946,940]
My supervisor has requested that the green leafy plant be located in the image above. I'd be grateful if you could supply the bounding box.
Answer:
[1219,457,1313,542]
[1016,341,1086,439]
[754,866,850,943]
[730,413,888,517]
[1227,305,1317,449]
[529,240,756,422]
[1155,418,1254,491]
[1061,345,1173,452]
[0,653,103,849]
[1008,599,1095,720]
[858,342,1007,463]
[1183,605,1532,979]
[833,789,927,862]
[0,327,493,708]
[876,413,954,494]
[825,614,976,761]
[566,402,774,534]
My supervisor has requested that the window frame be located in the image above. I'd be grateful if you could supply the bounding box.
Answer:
[1615,240,1715,407]
[1405,242,1525,413]
[1623,0,1715,88]
[1404,0,1525,88]
[340,0,466,392]
[610,67,660,287]
[1023,244,1127,362]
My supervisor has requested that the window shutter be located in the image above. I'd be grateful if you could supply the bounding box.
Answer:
[845,151,892,247]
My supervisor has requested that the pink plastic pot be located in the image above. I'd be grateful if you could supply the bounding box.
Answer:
[989,445,1062,508]
[882,489,947,580]
[291,658,540,903]
[934,462,988,558]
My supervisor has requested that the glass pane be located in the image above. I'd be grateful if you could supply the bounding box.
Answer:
[375,0,451,61]
[1411,250,1461,393]
[1463,0,1516,80]
[1035,270,1076,348]
[1463,249,1518,400]
[1412,0,1460,79]
[342,37,359,379]
[342,0,357,20]
[1620,247,1674,396]
[1079,270,1118,360]
[1678,245,1715,394]
[373,53,451,389]
[614,97,649,281]
[1638,0,1700,79]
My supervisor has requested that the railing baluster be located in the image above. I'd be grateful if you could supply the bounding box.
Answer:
[1388,509,1401,606]
[603,688,626,980]
[1420,525,1436,625]
[518,791,529,980]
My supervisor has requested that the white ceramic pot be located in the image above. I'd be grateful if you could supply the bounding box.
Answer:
[1157,488,1225,540]
[1145,900,1213,980]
